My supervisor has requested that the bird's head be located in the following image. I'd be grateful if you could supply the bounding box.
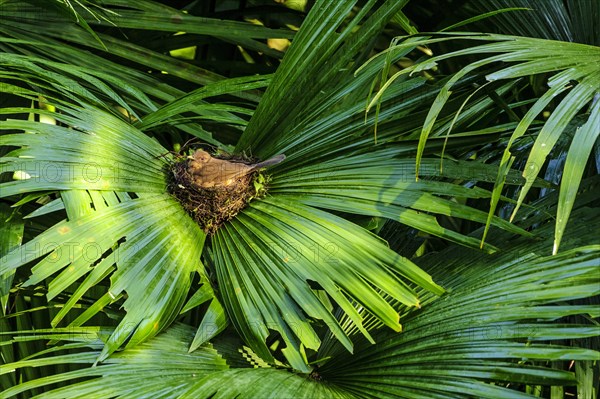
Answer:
[188,150,212,164]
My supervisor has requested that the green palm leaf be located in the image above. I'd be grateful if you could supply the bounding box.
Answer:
[0,105,213,360]
[0,203,24,314]
[2,187,598,398]
[460,0,599,45]
[3,2,597,396]
[1,0,560,371]
[0,68,449,371]
[367,32,600,253]
[237,0,410,153]
[0,55,444,371]
[273,153,531,251]
[317,207,600,398]
[212,196,443,370]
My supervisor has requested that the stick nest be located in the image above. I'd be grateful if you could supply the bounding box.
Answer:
[166,153,268,234]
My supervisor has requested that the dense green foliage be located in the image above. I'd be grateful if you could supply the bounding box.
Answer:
[0,0,598,397]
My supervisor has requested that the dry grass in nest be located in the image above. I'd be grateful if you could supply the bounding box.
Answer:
[166,154,267,234]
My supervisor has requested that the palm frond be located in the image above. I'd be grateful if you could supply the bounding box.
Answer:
[273,153,532,251]
[2,1,598,396]
[3,184,598,398]
[317,202,600,398]
[212,196,444,370]
[461,0,599,45]
[367,32,600,253]
[0,105,215,360]
[0,203,24,314]
[237,0,410,154]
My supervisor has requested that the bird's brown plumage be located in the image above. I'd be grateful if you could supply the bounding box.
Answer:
[187,150,285,188]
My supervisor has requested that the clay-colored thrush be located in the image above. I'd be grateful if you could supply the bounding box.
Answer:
[188,150,285,188]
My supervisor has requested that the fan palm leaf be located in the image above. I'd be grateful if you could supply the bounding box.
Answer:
[0,0,542,371]
[0,104,216,361]
[366,32,600,253]
[2,182,598,398]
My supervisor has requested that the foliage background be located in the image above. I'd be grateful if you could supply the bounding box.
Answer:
[0,0,598,398]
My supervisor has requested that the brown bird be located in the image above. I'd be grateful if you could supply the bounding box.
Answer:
[187,150,285,188]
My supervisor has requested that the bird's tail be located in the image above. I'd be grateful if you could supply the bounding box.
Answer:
[251,154,286,170]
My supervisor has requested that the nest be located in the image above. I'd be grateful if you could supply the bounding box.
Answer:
[166,153,268,234]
